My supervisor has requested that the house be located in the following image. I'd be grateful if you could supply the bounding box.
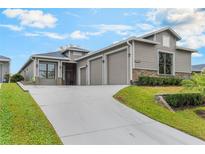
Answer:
[192,64,205,73]
[0,55,10,83]
[18,27,197,85]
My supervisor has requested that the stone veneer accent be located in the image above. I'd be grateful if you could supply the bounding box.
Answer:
[132,68,158,81]
[132,68,191,81]
[175,72,191,79]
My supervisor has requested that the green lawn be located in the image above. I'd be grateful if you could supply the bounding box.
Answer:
[114,86,205,141]
[0,83,62,144]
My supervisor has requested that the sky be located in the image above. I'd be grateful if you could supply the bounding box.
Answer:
[0,8,205,73]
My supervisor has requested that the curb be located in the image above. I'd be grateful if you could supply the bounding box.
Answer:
[17,82,29,92]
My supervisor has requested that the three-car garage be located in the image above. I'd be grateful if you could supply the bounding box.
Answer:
[78,46,129,85]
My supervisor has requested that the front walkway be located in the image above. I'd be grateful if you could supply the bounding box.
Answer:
[23,85,205,145]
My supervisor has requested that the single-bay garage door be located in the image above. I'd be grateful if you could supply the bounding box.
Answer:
[90,57,103,85]
[80,67,87,85]
[107,50,127,85]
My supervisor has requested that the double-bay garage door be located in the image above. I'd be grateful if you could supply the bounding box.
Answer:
[88,49,127,85]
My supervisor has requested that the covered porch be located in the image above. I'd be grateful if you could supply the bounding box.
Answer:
[34,58,77,85]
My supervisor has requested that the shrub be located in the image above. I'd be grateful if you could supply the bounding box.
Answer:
[182,73,205,96]
[4,73,10,83]
[10,74,24,83]
[136,76,183,86]
[164,93,204,108]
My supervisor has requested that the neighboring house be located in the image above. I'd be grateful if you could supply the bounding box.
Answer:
[0,55,10,83]
[192,64,205,73]
[19,27,197,85]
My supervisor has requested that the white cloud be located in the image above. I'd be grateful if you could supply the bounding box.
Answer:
[24,32,40,37]
[65,12,80,18]
[123,12,139,16]
[0,24,23,31]
[37,32,68,40]
[2,9,57,29]
[147,8,205,49]
[136,23,154,31]
[70,30,88,39]
[192,52,203,57]
[86,24,134,36]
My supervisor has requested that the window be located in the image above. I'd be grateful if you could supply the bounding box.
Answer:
[39,63,55,79]
[159,52,173,75]
[162,35,170,47]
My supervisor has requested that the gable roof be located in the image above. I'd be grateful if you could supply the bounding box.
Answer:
[139,27,182,41]
[76,36,159,61]
[192,64,205,72]
[0,55,10,61]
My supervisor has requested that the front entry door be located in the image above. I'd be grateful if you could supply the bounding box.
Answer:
[65,63,76,85]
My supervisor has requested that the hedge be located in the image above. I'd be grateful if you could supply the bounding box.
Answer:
[163,93,204,108]
[10,74,24,83]
[136,76,183,86]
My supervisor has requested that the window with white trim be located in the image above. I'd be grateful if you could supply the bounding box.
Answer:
[162,35,170,47]
[159,52,173,75]
[39,62,55,79]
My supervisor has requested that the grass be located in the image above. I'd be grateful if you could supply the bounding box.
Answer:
[0,83,62,144]
[114,86,205,141]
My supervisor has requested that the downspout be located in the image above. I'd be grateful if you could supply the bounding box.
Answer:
[126,39,133,84]
[31,56,37,82]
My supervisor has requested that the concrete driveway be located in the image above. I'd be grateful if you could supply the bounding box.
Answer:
[23,85,204,145]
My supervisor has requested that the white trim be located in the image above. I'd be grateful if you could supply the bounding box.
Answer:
[133,67,158,71]
[157,49,175,76]
[87,55,103,85]
[0,59,10,62]
[33,55,70,61]
[33,58,36,79]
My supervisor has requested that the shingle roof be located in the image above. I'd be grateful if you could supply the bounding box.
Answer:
[192,64,205,72]
[33,51,68,59]
[0,55,10,61]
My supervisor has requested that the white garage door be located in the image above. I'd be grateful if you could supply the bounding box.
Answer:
[107,50,127,85]
[80,67,87,85]
[90,57,103,85]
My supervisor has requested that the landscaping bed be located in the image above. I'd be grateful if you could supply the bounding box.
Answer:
[114,86,205,141]
[0,83,62,144]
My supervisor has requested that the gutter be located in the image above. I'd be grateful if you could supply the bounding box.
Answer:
[126,39,133,82]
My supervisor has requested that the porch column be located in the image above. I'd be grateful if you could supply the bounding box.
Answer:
[57,61,63,85]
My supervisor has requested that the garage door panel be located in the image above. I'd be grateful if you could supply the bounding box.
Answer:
[90,57,102,85]
[80,67,86,85]
[107,50,127,85]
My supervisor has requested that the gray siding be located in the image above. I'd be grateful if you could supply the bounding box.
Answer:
[134,42,157,70]
[21,61,34,81]
[175,50,192,73]
[0,61,10,82]
[135,30,191,73]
